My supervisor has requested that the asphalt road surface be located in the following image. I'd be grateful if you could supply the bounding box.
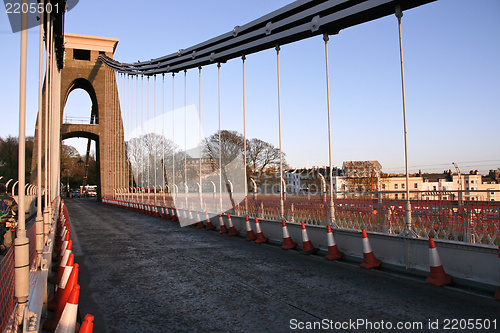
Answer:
[64,199,499,333]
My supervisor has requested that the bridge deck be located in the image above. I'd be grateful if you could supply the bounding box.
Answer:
[65,199,499,332]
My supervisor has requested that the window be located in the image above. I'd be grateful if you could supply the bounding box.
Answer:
[471,180,474,184]
[414,183,418,189]
[433,186,437,191]
[394,184,398,189]
[401,183,405,189]
[382,184,386,190]
[395,194,399,199]
[73,49,91,61]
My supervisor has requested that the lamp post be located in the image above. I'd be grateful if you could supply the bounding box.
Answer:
[64,169,70,197]
[77,158,84,196]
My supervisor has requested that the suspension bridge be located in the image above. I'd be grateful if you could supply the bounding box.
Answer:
[1,0,499,332]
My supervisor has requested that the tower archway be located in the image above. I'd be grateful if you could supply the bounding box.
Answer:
[32,33,128,201]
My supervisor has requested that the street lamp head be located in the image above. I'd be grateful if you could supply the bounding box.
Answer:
[77,158,84,167]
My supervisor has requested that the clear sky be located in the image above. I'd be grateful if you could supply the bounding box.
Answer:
[1,0,499,174]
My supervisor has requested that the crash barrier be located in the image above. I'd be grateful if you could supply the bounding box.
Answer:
[104,198,499,299]
[114,193,500,245]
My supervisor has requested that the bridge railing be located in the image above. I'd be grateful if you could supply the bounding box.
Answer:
[115,190,499,245]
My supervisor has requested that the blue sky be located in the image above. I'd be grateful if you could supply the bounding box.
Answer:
[1,0,499,174]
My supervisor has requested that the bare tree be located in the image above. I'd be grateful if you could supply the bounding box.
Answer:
[247,138,286,184]
[127,133,183,190]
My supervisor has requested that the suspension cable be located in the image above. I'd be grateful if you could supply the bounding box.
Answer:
[324,34,337,228]
[154,75,157,205]
[276,45,284,221]
[198,67,203,210]
[172,73,176,198]
[242,55,248,216]
[218,63,222,213]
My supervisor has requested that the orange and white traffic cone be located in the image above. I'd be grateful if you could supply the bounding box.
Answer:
[54,223,68,258]
[301,222,318,254]
[50,240,73,285]
[227,214,239,236]
[219,213,228,234]
[53,284,80,333]
[254,217,268,244]
[281,220,296,250]
[79,314,94,333]
[244,216,257,241]
[425,238,452,287]
[188,209,196,226]
[325,224,343,261]
[196,211,205,229]
[165,206,172,220]
[54,231,70,263]
[172,207,179,222]
[360,229,381,269]
[182,208,188,222]
[48,253,75,311]
[205,211,216,230]
[495,246,500,301]
[43,264,79,332]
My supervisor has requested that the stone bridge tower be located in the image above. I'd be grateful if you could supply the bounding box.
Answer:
[32,33,128,200]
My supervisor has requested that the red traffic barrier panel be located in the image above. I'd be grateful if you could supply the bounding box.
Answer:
[300,222,318,254]
[254,217,268,244]
[425,238,452,287]
[227,214,239,236]
[325,224,343,261]
[205,211,216,230]
[281,220,296,250]
[360,229,381,269]
[219,214,228,234]
[53,284,80,333]
[78,314,94,333]
[244,216,257,241]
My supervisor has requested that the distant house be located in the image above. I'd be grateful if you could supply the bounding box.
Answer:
[342,161,382,192]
